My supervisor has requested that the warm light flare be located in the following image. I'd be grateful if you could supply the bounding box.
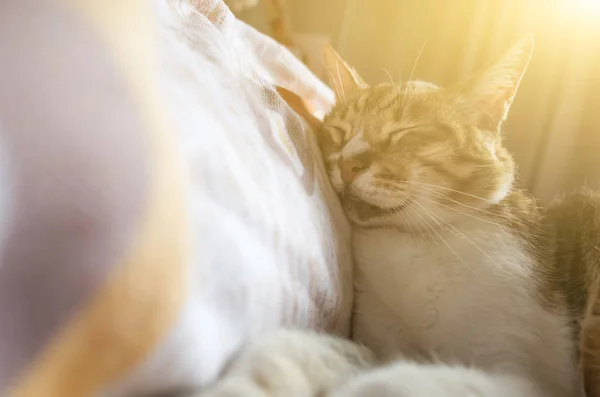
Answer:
[558,0,600,25]
[575,0,600,7]
[571,0,600,14]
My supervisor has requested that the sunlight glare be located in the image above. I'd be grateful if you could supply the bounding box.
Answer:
[573,0,600,12]
[561,0,600,24]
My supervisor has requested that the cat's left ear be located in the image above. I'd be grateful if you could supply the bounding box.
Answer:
[323,45,368,101]
[453,35,534,132]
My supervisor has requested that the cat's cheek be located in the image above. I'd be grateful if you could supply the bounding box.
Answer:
[417,170,452,192]
[329,168,345,193]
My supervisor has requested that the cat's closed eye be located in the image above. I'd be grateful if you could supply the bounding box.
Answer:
[322,125,345,147]
[390,124,454,146]
[388,126,422,143]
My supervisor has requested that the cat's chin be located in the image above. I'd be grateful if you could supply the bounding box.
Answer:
[343,198,409,225]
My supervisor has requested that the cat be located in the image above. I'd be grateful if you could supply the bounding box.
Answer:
[581,273,600,397]
[197,37,593,397]
[320,35,581,397]
[545,189,600,397]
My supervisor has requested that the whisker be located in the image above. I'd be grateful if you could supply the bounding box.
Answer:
[396,207,419,244]
[412,194,541,240]
[380,190,520,267]
[390,200,420,244]
[369,179,495,218]
[400,202,429,243]
[416,203,515,277]
[406,203,431,245]
[404,180,497,204]
[334,62,346,100]
[412,186,542,232]
[360,178,538,239]
[409,206,441,247]
[402,39,428,103]
[451,207,539,240]
[326,68,346,105]
[397,67,403,90]
[385,189,418,238]
[408,184,517,221]
[388,188,437,246]
[409,200,478,276]
[381,68,397,91]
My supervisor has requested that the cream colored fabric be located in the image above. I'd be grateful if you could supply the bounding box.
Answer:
[102,1,352,395]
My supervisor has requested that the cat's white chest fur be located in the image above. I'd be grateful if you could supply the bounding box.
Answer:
[352,219,580,396]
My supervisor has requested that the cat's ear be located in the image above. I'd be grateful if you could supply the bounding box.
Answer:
[276,86,322,130]
[323,45,367,100]
[454,35,534,132]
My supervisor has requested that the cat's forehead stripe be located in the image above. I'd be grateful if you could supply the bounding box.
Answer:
[376,90,400,111]
[363,87,396,112]
[342,132,370,158]
[357,92,369,109]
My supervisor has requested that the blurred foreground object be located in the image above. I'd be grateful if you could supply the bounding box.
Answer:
[0,0,349,396]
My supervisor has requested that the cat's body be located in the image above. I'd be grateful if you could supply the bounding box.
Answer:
[546,189,600,396]
[199,38,596,397]
[353,193,578,396]
[316,37,580,395]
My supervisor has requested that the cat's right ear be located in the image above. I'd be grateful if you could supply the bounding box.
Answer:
[451,35,534,132]
[323,45,367,101]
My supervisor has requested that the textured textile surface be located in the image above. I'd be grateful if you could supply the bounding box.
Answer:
[0,0,352,396]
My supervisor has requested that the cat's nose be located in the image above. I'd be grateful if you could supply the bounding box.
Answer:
[340,158,368,184]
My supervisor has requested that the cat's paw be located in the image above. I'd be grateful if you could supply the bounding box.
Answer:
[329,362,540,397]
[199,330,375,397]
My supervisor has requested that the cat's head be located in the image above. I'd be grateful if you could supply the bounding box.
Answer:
[319,37,533,228]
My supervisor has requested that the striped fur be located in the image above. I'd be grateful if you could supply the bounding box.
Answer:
[318,40,533,230]
[318,78,517,229]
[545,189,600,397]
